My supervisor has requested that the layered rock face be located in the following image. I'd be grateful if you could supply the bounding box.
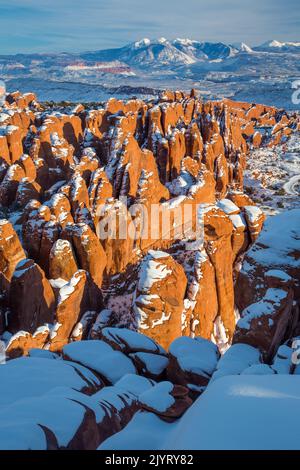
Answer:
[0,90,299,356]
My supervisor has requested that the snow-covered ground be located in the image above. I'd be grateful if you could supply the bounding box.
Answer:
[100,375,300,450]
[244,133,300,215]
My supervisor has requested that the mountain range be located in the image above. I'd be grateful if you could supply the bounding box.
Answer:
[0,38,299,108]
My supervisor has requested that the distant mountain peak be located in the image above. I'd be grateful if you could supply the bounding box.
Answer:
[231,42,253,53]
[134,38,151,49]
[264,39,284,48]
[133,37,168,49]
[173,38,196,46]
[257,39,300,50]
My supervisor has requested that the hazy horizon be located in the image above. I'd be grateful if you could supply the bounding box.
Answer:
[0,0,299,54]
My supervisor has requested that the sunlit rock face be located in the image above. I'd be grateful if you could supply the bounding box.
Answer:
[0,89,298,356]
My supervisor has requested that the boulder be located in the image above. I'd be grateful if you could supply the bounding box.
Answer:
[167,336,220,395]
[139,381,192,421]
[63,340,136,384]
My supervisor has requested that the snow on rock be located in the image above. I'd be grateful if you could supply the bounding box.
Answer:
[166,171,195,196]
[243,205,265,242]
[0,340,159,450]
[0,379,121,450]
[217,198,240,215]
[211,343,261,382]
[229,213,246,230]
[137,251,173,290]
[139,381,192,419]
[99,411,176,451]
[163,375,300,450]
[129,352,169,380]
[63,340,137,384]
[0,356,101,407]
[43,386,111,447]
[264,269,294,290]
[241,364,276,375]
[114,374,155,396]
[100,327,166,355]
[265,270,292,282]
[28,348,59,360]
[58,270,85,304]
[133,251,187,349]
[49,277,68,289]
[101,374,300,450]
[50,270,103,352]
[235,209,300,360]
[167,336,220,394]
[234,287,294,360]
[139,381,175,413]
[0,391,89,449]
[237,288,289,330]
[237,209,300,283]
[92,386,138,428]
[49,239,78,282]
[271,344,294,374]
[243,205,263,224]
[90,309,114,339]
[0,422,48,450]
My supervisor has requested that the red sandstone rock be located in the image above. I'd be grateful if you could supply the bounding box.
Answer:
[234,210,300,359]
[133,250,187,350]
[0,162,26,206]
[96,198,134,275]
[184,249,219,340]
[204,207,236,341]
[0,90,297,362]
[49,270,103,351]
[0,220,26,281]
[8,259,55,334]
[6,325,50,358]
[243,205,265,242]
[49,238,78,281]
[234,288,294,361]
[61,223,106,288]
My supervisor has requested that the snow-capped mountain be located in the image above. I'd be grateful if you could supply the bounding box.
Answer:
[119,37,196,65]
[231,42,254,53]
[81,37,196,66]
[172,39,238,60]
[254,39,300,52]
[80,38,247,67]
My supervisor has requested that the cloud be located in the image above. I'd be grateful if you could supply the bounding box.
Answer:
[0,0,299,53]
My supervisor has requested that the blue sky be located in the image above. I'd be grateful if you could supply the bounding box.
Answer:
[0,0,299,54]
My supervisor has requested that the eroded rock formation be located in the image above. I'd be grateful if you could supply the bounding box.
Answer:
[0,90,298,357]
